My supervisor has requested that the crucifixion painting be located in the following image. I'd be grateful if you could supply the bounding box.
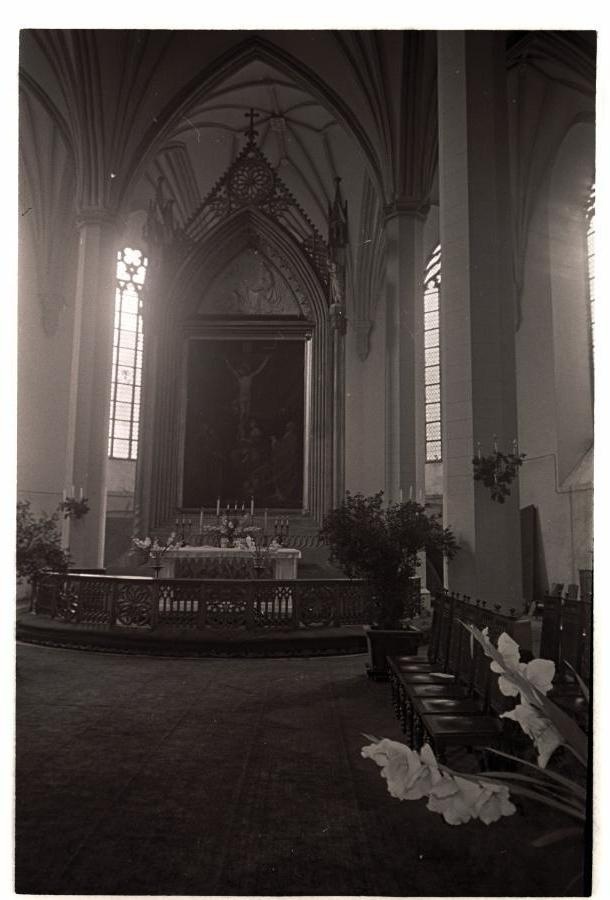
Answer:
[183,340,304,508]
[224,354,271,439]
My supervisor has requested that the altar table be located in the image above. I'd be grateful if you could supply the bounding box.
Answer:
[163,546,301,580]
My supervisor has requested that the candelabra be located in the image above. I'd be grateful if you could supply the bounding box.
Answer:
[273,516,290,545]
[472,438,526,503]
[59,496,90,520]
[174,515,192,545]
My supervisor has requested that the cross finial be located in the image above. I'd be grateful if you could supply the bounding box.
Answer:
[245,108,260,143]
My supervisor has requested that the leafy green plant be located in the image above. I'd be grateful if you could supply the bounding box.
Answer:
[16,500,70,583]
[320,491,458,628]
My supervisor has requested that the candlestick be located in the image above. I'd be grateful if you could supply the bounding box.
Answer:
[242,503,245,511]
[409,485,413,501]
[79,486,83,500]
[250,496,254,517]
[264,509,268,531]
[216,497,220,517]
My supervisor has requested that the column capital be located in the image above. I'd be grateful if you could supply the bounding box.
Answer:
[383,199,429,223]
[75,207,118,230]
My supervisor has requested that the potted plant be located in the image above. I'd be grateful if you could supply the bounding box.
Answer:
[320,491,458,678]
[16,500,70,601]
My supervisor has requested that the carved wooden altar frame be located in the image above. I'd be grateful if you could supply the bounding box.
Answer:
[176,319,314,514]
[136,209,339,533]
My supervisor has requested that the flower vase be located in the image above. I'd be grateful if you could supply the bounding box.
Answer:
[149,553,164,579]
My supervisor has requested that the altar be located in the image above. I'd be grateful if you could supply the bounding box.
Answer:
[163,546,301,580]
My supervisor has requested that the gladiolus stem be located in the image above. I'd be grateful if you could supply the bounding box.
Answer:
[482,748,587,798]
[492,783,586,821]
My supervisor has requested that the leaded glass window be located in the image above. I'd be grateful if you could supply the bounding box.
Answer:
[108,247,148,459]
[424,244,442,462]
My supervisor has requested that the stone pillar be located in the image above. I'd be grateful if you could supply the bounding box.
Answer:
[63,210,117,568]
[384,208,427,506]
[437,32,522,609]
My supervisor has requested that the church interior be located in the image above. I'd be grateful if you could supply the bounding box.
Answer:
[16,28,595,896]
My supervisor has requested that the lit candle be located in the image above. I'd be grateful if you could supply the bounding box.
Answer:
[250,496,254,517]
[216,497,220,517]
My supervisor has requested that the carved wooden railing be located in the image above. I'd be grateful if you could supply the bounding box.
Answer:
[31,573,373,633]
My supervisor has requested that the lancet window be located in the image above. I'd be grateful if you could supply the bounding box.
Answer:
[108,247,148,460]
[424,244,442,462]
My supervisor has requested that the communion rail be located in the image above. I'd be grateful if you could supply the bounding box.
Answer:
[31,573,373,632]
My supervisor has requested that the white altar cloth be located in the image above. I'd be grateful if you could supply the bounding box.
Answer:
[163,545,301,580]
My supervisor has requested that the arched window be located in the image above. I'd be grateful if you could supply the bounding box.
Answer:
[108,247,148,460]
[586,182,595,355]
[424,244,442,462]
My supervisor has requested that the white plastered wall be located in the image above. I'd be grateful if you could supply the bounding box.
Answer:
[516,121,594,586]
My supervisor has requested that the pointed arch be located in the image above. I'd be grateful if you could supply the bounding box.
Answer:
[117,35,385,214]
[167,206,329,327]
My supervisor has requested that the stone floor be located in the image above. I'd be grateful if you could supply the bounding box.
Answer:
[15,642,588,895]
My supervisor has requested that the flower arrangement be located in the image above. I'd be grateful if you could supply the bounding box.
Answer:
[59,496,90,519]
[472,448,526,503]
[219,514,260,547]
[131,533,181,563]
[363,623,588,840]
